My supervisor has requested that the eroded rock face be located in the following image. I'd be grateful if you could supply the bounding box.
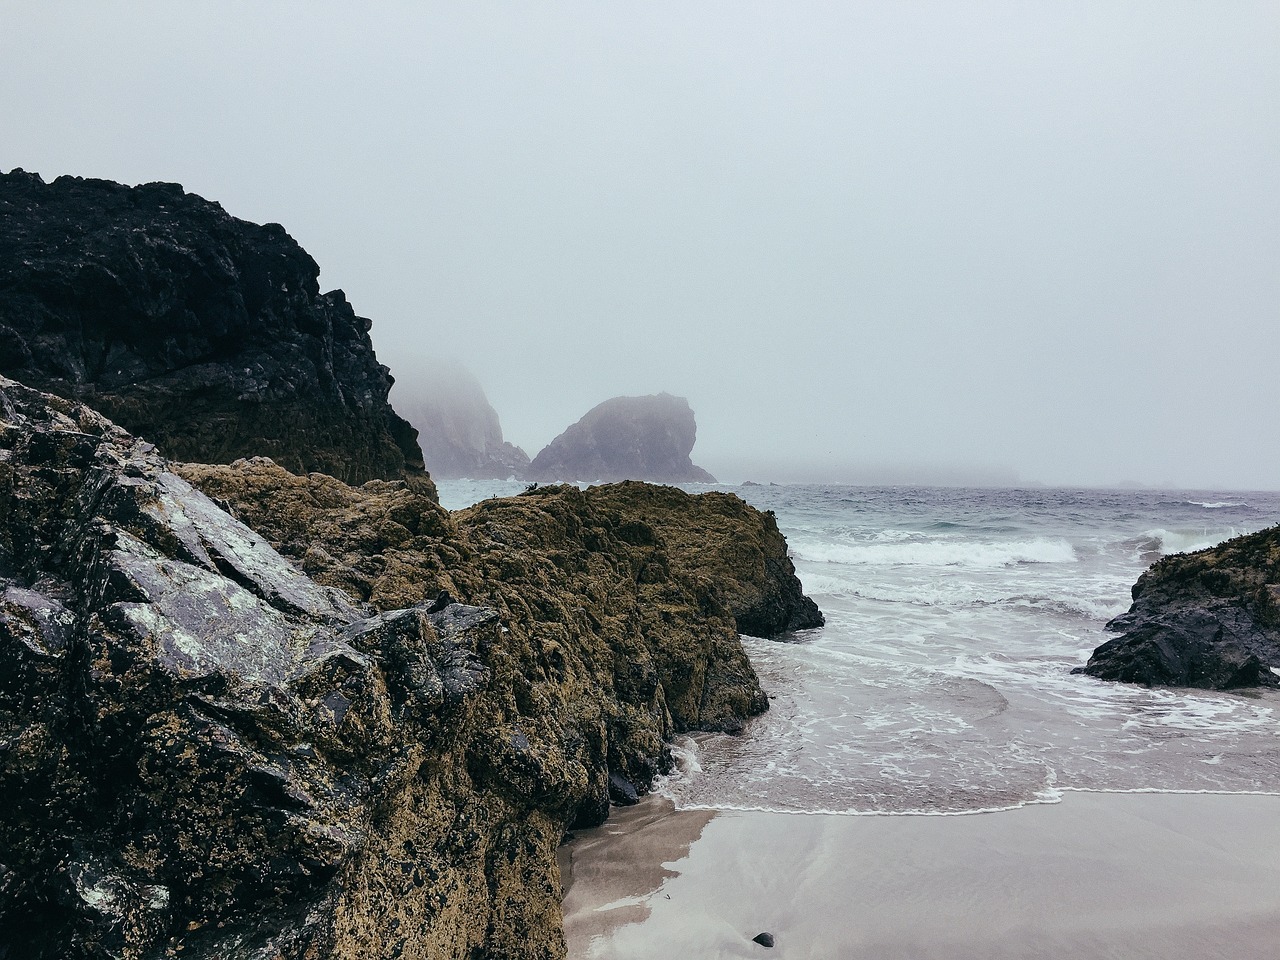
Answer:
[391,360,530,479]
[0,169,427,489]
[527,393,716,483]
[0,376,508,957]
[2,377,820,959]
[176,462,786,815]
[1078,525,1280,689]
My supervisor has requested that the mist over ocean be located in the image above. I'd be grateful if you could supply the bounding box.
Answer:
[440,480,1280,815]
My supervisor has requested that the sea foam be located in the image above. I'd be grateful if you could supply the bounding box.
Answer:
[1133,527,1241,557]
[658,483,1280,816]
[794,536,1076,568]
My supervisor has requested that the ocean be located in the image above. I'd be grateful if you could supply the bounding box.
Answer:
[438,480,1280,816]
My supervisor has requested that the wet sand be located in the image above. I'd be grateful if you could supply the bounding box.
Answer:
[561,792,1280,959]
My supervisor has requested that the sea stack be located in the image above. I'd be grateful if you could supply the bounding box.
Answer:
[391,360,530,479]
[527,393,716,483]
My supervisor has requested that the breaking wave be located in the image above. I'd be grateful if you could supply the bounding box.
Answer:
[1126,527,1241,559]
[793,537,1076,569]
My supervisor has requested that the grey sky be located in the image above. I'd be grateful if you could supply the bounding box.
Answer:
[4,2,1277,488]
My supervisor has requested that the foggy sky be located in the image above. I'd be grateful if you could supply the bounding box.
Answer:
[4,2,1277,489]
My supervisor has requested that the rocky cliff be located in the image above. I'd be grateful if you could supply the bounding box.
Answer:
[527,393,716,484]
[0,376,819,959]
[391,360,530,479]
[0,169,426,489]
[1078,525,1280,689]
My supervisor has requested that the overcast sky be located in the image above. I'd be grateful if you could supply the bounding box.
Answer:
[4,2,1277,488]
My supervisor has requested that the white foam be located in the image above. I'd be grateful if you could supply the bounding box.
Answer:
[663,484,1280,817]
[991,594,1127,622]
[662,783,1280,819]
[793,537,1077,569]
[1117,691,1276,733]
[1142,526,1241,556]
[662,796,1062,817]
[666,736,702,777]
[650,736,704,800]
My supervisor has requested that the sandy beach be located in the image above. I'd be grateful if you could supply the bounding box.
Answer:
[562,792,1280,960]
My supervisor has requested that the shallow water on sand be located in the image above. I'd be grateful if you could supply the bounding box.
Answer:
[439,480,1280,815]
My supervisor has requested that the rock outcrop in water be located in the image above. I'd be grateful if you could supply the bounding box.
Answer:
[571,482,824,637]
[527,393,716,484]
[0,169,426,488]
[391,360,530,479]
[0,376,816,958]
[1078,525,1280,689]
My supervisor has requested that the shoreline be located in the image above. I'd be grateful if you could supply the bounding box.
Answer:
[562,790,1280,959]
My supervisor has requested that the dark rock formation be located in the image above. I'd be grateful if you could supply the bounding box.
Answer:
[606,772,640,807]
[0,377,487,957]
[391,360,530,479]
[527,393,716,483]
[1,376,821,958]
[1077,525,1280,689]
[0,169,427,489]
[0,170,826,958]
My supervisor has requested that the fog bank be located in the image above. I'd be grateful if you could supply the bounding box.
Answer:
[3,2,1277,488]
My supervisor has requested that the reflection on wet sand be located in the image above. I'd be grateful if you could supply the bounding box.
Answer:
[560,796,714,951]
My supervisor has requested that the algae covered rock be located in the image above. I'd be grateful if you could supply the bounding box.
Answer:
[581,482,825,636]
[2,376,821,958]
[177,463,789,817]
[527,393,716,483]
[1,374,379,955]
[0,377,555,958]
[1078,525,1280,689]
[0,169,427,488]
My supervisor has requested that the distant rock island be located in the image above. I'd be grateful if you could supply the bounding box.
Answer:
[392,360,530,479]
[527,393,716,483]
[1078,524,1280,689]
[0,169,424,487]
